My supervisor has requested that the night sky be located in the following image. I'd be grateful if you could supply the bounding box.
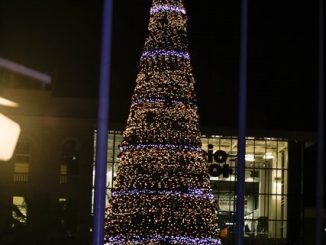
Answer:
[0,0,319,132]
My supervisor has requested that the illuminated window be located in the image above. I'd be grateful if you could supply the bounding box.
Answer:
[12,196,27,224]
[13,140,30,183]
[60,139,79,184]
[58,198,68,210]
[92,132,289,241]
[202,137,288,240]
[92,131,121,213]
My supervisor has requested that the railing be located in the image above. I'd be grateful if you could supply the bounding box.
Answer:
[59,175,68,184]
[13,173,28,183]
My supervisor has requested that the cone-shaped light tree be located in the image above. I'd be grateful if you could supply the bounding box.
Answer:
[105,0,221,244]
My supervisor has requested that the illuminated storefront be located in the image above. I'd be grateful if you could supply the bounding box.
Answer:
[93,131,289,242]
[201,136,288,240]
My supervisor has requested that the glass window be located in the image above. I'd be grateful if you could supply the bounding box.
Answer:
[204,136,288,240]
[92,132,288,242]
[13,140,30,183]
[92,131,123,213]
[60,139,79,184]
[12,196,27,224]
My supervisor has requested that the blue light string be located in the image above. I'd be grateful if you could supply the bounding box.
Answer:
[141,50,190,60]
[150,5,186,15]
[105,235,222,245]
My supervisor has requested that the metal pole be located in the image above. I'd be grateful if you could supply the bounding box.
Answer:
[315,0,324,244]
[92,0,113,245]
[236,0,248,244]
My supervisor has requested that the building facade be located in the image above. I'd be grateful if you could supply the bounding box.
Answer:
[92,127,323,245]
[0,80,97,244]
[1,61,322,245]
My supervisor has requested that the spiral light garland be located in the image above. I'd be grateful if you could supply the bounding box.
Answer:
[141,50,190,60]
[150,5,186,15]
[105,0,221,244]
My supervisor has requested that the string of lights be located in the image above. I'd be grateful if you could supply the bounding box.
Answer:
[105,0,221,243]
[150,5,186,15]
[141,50,190,60]
[105,235,222,245]
[132,97,198,109]
[112,189,214,200]
[119,144,202,153]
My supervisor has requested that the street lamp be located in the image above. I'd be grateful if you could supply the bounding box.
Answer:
[0,57,51,162]
[0,96,20,161]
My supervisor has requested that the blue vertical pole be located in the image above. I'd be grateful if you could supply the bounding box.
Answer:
[236,0,248,244]
[92,0,113,245]
[315,0,324,244]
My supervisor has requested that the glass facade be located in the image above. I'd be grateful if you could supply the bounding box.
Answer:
[201,136,288,242]
[93,131,288,242]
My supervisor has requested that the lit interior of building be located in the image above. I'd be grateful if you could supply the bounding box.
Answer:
[93,131,288,240]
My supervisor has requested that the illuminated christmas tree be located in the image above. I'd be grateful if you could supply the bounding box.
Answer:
[104,0,221,244]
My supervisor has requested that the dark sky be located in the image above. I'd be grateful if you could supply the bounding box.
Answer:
[0,0,319,133]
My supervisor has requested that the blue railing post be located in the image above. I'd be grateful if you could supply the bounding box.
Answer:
[315,0,324,244]
[92,0,113,245]
[236,0,248,245]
